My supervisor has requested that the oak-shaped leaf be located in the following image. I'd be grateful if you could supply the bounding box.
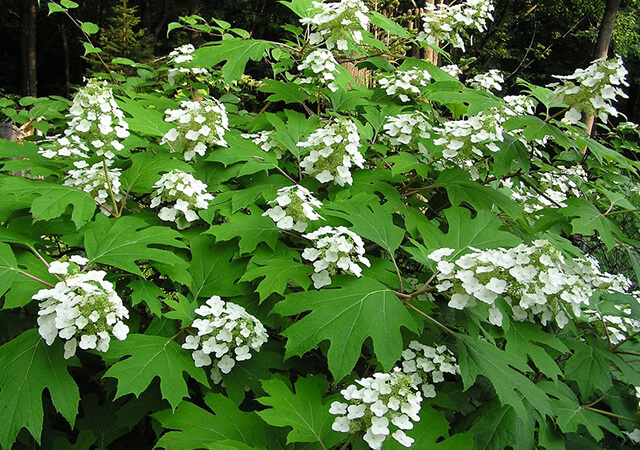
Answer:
[539,381,620,442]
[154,393,268,449]
[505,322,568,380]
[0,329,80,449]
[273,276,419,380]
[207,205,279,254]
[103,334,209,410]
[257,376,342,448]
[84,214,188,276]
[456,334,552,420]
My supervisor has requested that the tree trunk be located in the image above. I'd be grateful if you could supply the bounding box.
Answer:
[582,0,621,146]
[20,0,37,97]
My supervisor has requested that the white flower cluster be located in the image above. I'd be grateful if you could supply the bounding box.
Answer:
[417,0,495,51]
[383,111,431,146]
[300,0,369,50]
[40,79,130,160]
[33,256,129,359]
[182,295,268,382]
[378,69,433,103]
[302,226,370,288]
[469,69,504,91]
[167,44,210,85]
[549,55,629,124]
[161,98,229,161]
[329,369,422,449]
[263,185,323,232]
[63,161,123,214]
[298,118,365,186]
[298,49,340,92]
[503,95,536,116]
[429,240,630,328]
[241,130,285,159]
[432,110,505,180]
[400,341,460,398]
[503,165,587,213]
[441,64,462,79]
[150,170,213,229]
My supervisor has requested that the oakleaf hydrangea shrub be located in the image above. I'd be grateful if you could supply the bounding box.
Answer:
[34,257,129,359]
[3,0,640,448]
[150,169,213,228]
[182,295,268,382]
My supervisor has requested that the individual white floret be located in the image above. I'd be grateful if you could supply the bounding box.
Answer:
[469,69,504,91]
[263,185,324,232]
[150,170,213,229]
[298,118,365,186]
[33,260,129,359]
[182,295,268,381]
[400,341,460,397]
[161,97,229,161]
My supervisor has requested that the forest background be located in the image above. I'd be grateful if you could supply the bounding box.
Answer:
[1,0,639,126]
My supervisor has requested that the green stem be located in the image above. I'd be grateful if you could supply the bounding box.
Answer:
[102,157,120,217]
[403,299,455,336]
[18,270,55,288]
[581,405,640,423]
[604,209,640,217]
[338,435,355,450]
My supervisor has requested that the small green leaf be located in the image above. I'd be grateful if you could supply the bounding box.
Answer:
[84,215,188,276]
[104,334,209,410]
[561,198,624,250]
[192,39,273,82]
[207,205,279,254]
[166,21,182,37]
[0,243,18,298]
[47,2,66,14]
[80,21,99,35]
[240,256,312,301]
[82,42,102,55]
[128,279,165,316]
[369,11,410,38]
[188,235,246,299]
[257,377,342,448]
[60,0,79,8]
[456,334,552,420]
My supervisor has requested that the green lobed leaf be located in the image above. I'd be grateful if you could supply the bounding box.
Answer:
[3,249,57,309]
[84,215,188,276]
[324,194,406,254]
[504,322,568,380]
[260,80,310,105]
[406,206,521,271]
[188,235,246,299]
[128,279,165,316]
[103,334,209,410]
[273,276,419,380]
[456,334,552,420]
[0,329,80,449]
[257,376,342,448]
[118,97,173,138]
[561,197,624,250]
[563,337,615,399]
[154,393,268,449]
[0,176,96,229]
[466,400,536,450]
[539,381,621,442]
[240,256,312,301]
[0,242,18,299]
[207,205,280,254]
[191,38,274,82]
[121,151,192,194]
